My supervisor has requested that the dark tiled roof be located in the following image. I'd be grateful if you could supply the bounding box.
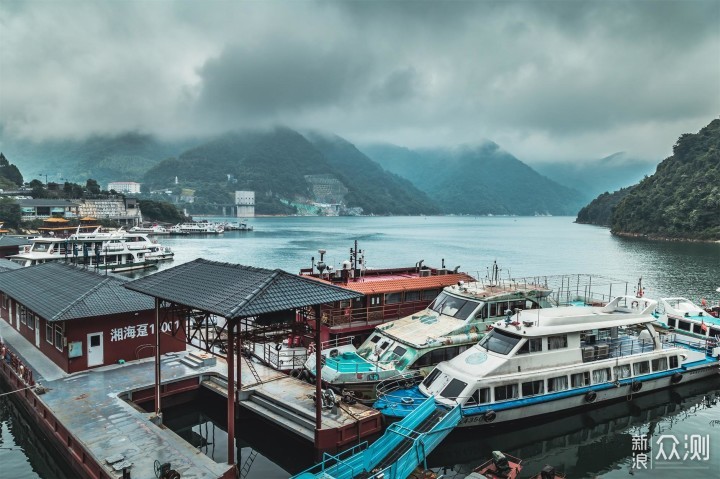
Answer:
[14,199,80,207]
[124,258,363,319]
[0,236,31,247]
[0,262,154,322]
[0,259,22,271]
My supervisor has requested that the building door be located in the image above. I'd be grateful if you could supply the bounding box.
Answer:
[87,333,104,367]
[35,316,40,347]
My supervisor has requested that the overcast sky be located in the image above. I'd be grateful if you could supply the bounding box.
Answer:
[1,0,718,163]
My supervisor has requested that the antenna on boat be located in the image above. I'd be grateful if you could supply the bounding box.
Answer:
[317,249,327,277]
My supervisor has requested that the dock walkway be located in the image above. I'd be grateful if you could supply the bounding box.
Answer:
[1,320,381,479]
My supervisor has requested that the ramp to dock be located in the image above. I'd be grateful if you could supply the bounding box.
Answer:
[292,397,462,479]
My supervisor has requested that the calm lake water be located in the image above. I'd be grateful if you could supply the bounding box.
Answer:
[2,216,719,478]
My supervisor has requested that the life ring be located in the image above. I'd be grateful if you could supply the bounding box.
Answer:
[290,369,300,378]
[307,342,316,354]
[329,349,339,358]
[401,397,415,405]
[585,391,597,403]
[632,382,643,392]
[368,373,380,381]
[671,373,683,384]
[275,343,282,351]
[48,248,55,254]
[483,410,497,423]
[631,301,639,309]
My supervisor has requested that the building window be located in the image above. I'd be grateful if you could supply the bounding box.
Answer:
[571,371,590,388]
[548,335,568,350]
[1,294,7,309]
[494,384,518,401]
[27,314,35,330]
[547,376,568,392]
[19,306,28,325]
[54,325,64,351]
[522,380,544,397]
[384,292,402,304]
[46,322,53,344]
[369,295,381,306]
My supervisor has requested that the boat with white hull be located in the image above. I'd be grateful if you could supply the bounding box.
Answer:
[374,295,720,427]
[654,296,720,340]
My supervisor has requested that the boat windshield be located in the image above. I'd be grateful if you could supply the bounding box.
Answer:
[477,328,522,355]
[429,292,481,320]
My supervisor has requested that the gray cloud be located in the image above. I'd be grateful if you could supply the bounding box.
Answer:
[0,0,718,163]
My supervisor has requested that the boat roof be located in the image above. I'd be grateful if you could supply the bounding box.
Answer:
[447,280,552,300]
[378,312,476,346]
[306,272,475,295]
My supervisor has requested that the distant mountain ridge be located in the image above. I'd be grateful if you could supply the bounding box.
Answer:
[577,119,720,241]
[361,142,585,215]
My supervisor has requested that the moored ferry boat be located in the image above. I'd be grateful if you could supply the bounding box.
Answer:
[374,295,720,426]
[171,222,224,234]
[654,297,720,340]
[304,265,556,403]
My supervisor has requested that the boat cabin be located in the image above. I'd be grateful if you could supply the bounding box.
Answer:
[0,263,184,373]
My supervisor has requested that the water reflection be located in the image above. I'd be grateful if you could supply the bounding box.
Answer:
[427,376,720,478]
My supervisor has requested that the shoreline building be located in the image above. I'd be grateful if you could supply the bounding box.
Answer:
[107,181,141,194]
[235,190,255,217]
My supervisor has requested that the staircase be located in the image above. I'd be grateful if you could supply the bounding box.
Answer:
[240,450,259,479]
[241,388,315,441]
[180,351,217,369]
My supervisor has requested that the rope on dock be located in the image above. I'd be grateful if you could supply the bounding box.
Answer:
[0,386,35,397]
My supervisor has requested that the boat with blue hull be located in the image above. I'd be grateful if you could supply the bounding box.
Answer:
[374,295,720,427]
[291,397,461,479]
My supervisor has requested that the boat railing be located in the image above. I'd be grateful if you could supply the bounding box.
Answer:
[580,336,655,362]
[664,333,719,356]
[375,370,425,398]
[261,344,308,370]
[322,300,431,328]
[319,336,355,351]
[323,352,399,374]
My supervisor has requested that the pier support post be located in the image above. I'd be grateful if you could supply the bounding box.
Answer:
[227,318,235,466]
[314,304,322,449]
[153,298,162,424]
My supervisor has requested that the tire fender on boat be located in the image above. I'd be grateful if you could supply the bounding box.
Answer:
[329,348,339,358]
[585,391,598,403]
[671,372,683,384]
[632,382,643,392]
[275,343,283,351]
[483,411,496,423]
[290,369,300,378]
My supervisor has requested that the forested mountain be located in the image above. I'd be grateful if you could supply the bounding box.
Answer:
[576,186,636,227]
[0,132,193,184]
[143,127,438,215]
[577,119,720,241]
[362,142,585,215]
[0,153,23,189]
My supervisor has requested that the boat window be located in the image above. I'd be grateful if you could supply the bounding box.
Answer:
[440,378,468,400]
[430,348,446,365]
[370,295,381,306]
[652,357,668,372]
[547,376,568,392]
[711,328,720,338]
[422,289,440,300]
[522,380,544,397]
[677,321,691,331]
[429,292,480,320]
[415,351,432,367]
[456,301,480,320]
[548,335,568,350]
[667,317,677,328]
[692,323,705,335]
[465,388,491,406]
[369,335,381,344]
[516,338,542,355]
[494,384,518,401]
[405,291,421,302]
[422,368,442,388]
[614,364,631,379]
[669,356,679,368]
[385,292,402,305]
[392,345,407,358]
[474,304,488,319]
[378,341,390,351]
[478,329,522,355]
[571,371,590,388]
[633,361,650,376]
[592,368,611,384]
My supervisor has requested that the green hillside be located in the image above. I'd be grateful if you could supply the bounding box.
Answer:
[608,119,720,240]
[0,153,23,188]
[362,142,585,215]
[143,128,438,215]
[576,186,637,227]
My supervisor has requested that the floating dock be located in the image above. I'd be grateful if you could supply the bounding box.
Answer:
[0,320,382,479]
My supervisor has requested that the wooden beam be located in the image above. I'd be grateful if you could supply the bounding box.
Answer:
[227,318,235,466]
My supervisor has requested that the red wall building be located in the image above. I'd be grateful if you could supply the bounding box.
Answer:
[0,263,185,373]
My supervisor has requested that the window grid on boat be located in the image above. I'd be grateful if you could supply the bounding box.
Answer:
[571,371,590,388]
[669,356,679,368]
[548,334,568,350]
[369,335,380,344]
[614,364,631,379]
[404,291,421,302]
[547,375,568,392]
[633,361,650,376]
[668,317,677,328]
[392,345,407,358]
[652,357,668,372]
[494,384,519,401]
[711,328,720,338]
[522,380,544,397]
[592,368,611,384]
[692,323,705,335]
[517,337,543,354]
[677,321,691,331]
[465,388,491,407]
[384,292,401,305]
[422,368,441,388]
[440,378,468,400]
[422,289,440,300]
[478,329,522,355]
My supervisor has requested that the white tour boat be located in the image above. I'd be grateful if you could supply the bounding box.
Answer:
[374,295,720,426]
[171,222,225,234]
[655,297,720,340]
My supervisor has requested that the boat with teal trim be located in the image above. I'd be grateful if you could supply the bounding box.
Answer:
[374,295,720,427]
[654,297,720,340]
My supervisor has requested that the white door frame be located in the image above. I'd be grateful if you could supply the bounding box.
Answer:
[87,332,104,367]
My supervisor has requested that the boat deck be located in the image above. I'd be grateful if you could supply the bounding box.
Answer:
[1,320,381,478]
